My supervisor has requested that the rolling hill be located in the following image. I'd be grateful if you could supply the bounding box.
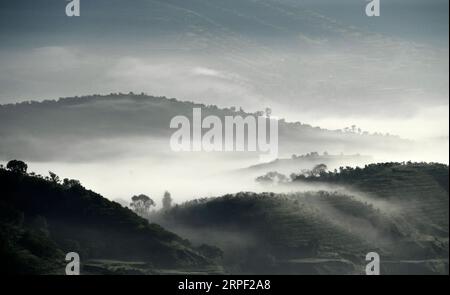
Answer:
[155,162,449,274]
[0,166,222,274]
[0,94,409,162]
[1,159,447,274]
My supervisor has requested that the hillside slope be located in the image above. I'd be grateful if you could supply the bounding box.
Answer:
[292,162,449,238]
[156,163,449,274]
[0,167,221,274]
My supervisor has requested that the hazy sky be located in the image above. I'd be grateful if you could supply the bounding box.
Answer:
[0,0,448,139]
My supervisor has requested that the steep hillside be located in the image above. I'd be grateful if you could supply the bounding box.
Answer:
[0,167,221,274]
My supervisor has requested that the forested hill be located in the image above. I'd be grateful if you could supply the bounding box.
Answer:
[243,152,374,176]
[0,94,409,161]
[292,162,449,196]
[292,162,449,235]
[0,166,220,274]
[156,163,449,274]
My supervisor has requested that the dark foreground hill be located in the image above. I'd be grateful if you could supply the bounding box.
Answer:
[0,167,221,274]
[155,163,449,274]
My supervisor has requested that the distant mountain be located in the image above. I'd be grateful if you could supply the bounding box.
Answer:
[0,166,222,274]
[155,162,449,274]
[243,153,374,176]
[0,94,410,162]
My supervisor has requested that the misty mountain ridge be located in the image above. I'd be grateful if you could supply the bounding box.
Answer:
[242,152,374,176]
[0,93,409,163]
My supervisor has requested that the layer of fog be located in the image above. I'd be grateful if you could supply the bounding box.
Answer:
[14,140,439,206]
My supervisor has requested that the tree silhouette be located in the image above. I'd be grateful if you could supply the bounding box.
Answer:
[6,160,28,174]
[311,164,328,177]
[63,178,81,188]
[162,191,173,211]
[48,171,60,184]
[256,171,289,184]
[130,194,155,217]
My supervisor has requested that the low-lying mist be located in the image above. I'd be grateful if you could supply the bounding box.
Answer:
[4,130,445,206]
